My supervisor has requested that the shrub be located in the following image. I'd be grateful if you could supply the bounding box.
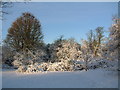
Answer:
[12,49,46,68]
[49,38,82,62]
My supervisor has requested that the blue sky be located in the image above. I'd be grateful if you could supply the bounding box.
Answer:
[2,2,118,44]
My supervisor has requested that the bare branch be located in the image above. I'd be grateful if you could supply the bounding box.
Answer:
[0,0,31,20]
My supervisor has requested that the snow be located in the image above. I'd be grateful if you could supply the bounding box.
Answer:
[2,69,118,88]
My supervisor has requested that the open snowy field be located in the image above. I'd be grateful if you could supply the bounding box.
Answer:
[2,69,118,88]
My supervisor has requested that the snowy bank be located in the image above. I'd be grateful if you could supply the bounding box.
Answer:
[2,69,118,88]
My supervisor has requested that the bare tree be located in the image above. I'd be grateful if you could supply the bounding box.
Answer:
[86,27,104,57]
[93,27,104,56]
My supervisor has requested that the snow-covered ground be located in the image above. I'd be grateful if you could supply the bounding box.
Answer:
[2,69,118,88]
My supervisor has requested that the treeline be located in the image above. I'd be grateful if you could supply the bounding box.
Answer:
[2,12,119,72]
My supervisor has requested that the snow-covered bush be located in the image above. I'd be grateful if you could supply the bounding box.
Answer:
[49,38,82,62]
[47,60,74,71]
[2,45,15,66]
[36,62,49,71]
[16,62,45,73]
[87,58,118,71]
[72,60,85,71]
[12,59,23,68]
[17,65,27,72]
[12,48,46,69]
[88,59,108,69]
[80,40,93,71]
[16,60,84,73]
[26,64,44,73]
[12,52,25,68]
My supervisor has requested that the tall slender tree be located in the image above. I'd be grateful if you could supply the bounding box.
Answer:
[108,16,120,60]
[93,27,104,56]
[86,27,104,57]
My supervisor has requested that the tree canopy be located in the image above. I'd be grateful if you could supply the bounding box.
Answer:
[5,12,43,52]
